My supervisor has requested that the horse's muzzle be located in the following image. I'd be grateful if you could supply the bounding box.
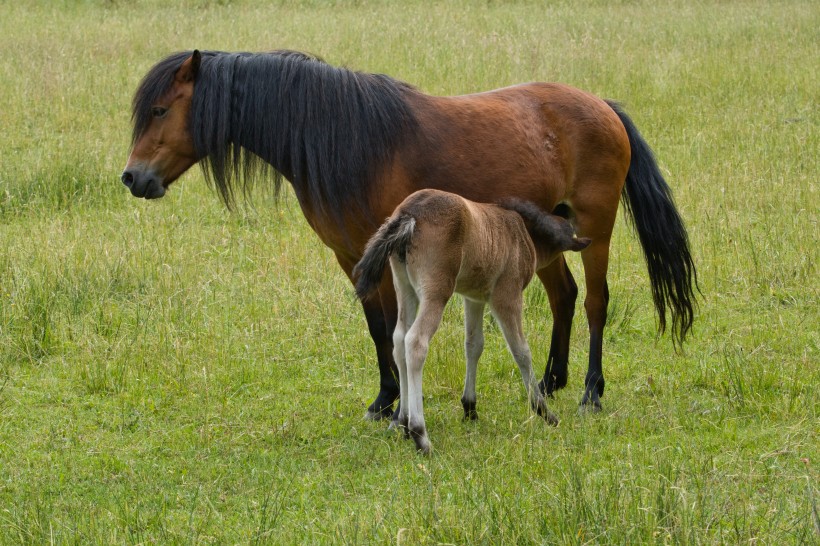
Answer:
[121,169,166,199]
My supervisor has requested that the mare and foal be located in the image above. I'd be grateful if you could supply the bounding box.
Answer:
[355,189,590,454]
[125,50,697,451]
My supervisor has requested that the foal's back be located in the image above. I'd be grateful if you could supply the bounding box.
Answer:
[395,189,536,302]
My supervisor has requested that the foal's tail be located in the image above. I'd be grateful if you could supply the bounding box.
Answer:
[353,214,416,300]
[607,100,699,346]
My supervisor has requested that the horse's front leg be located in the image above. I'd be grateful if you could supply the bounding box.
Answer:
[537,256,578,397]
[361,296,401,420]
[336,253,400,420]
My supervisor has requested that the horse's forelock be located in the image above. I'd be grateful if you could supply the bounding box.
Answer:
[130,51,194,146]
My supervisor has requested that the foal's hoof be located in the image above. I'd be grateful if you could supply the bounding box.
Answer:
[461,398,478,421]
[413,436,432,456]
[536,405,560,426]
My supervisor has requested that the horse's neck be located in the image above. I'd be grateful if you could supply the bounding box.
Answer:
[233,118,294,182]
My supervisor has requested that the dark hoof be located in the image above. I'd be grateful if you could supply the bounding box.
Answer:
[578,393,603,413]
[580,374,604,409]
[544,410,560,426]
[540,372,568,398]
[365,388,399,421]
[461,397,478,421]
[409,427,431,455]
[364,405,394,421]
[534,400,560,425]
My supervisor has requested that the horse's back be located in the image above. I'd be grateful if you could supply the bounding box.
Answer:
[394,82,630,214]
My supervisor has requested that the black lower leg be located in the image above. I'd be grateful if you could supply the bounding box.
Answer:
[461,396,478,420]
[539,261,578,396]
[581,281,608,410]
[362,301,399,419]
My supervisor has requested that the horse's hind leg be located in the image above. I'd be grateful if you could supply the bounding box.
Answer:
[576,230,613,411]
[490,292,558,425]
[461,298,485,420]
[537,256,578,397]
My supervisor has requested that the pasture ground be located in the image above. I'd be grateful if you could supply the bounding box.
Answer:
[0,1,817,543]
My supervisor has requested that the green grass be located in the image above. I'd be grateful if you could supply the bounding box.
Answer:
[1,0,817,543]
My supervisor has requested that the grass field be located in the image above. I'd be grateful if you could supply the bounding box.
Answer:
[0,0,817,543]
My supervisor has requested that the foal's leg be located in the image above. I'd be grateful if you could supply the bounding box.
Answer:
[404,296,447,455]
[537,256,578,397]
[490,293,558,425]
[391,304,411,434]
[461,298,485,420]
[390,264,418,433]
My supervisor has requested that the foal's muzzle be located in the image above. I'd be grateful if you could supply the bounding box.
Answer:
[121,168,166,199]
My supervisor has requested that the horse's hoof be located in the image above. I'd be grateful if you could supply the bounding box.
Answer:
[577,398,603,414]
[364,407,394,421]
[540,374,567,398]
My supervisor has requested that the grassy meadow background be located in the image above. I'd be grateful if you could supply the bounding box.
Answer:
[0,0,817,543]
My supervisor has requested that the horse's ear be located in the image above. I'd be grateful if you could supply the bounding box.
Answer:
[175,50,201,83]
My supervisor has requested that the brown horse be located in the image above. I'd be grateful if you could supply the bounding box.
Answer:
[122,50,697,418]
[354,189,591,454]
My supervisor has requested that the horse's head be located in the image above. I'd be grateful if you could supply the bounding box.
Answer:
[121,51,202,199]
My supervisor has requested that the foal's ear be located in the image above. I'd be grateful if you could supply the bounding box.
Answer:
[175,50,201,83]
[569,237,592,252]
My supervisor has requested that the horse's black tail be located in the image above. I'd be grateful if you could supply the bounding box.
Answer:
[607,100,699,346]
[353,214,416,300]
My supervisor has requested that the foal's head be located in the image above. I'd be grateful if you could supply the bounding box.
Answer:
[501,199,591,263]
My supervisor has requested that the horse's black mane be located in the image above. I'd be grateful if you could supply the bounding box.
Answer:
[131,50,418,218]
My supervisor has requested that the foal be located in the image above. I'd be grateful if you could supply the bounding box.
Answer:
[354,189,590,454]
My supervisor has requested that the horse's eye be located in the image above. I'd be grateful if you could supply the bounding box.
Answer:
[151,106,169,119]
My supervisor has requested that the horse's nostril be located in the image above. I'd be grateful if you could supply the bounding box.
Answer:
[121,171,134,187]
